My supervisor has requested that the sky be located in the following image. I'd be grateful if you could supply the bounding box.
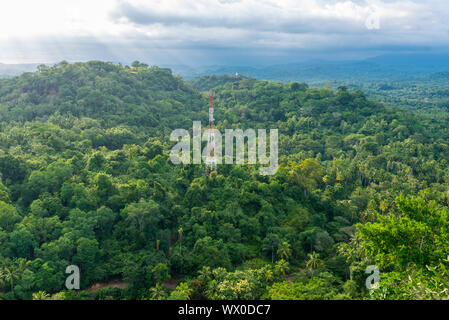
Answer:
[0,0,448,66]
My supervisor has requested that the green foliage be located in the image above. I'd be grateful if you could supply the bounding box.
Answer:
[267,272,340,300]
[0,62,448,300]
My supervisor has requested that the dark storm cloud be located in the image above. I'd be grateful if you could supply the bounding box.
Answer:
[110,1,368,35]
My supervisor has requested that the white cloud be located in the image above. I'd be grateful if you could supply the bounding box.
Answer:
[0,1,119,38]
[0,0,448,64]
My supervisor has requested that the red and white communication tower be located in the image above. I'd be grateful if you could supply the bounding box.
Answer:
[205,91,217,175]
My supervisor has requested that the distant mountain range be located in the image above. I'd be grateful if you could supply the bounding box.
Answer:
[168,53,449,82]
[0,63,39,77]
[1,53,448,82]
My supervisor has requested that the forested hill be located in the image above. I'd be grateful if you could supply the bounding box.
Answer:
[187,74,252,91]
[0,61,204,133]
[1,62,449,300]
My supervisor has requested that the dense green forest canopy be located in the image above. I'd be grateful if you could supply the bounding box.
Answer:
[0,61,449,300]
[308,71,449,114]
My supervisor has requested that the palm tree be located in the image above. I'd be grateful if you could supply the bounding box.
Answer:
[0,266,19,292]
[305,251,322,276]
[0,258,30,292]
[15,259,29,274]
[277,241,292,261]
[274,259,290,278]
[0,268,6,289]
[174,282,192,300]
[149,284,166,300]
[198,266,212,283]
[32,291,50,300]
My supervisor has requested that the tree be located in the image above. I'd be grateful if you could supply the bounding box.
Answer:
[94,173,116,204]
[193,237,232,270]
[0,258,30,292]
[122,200,162,247]
[268,273,339,300]
[8,226,37,259]
[73,237,99,284]
[277,241,292,261]
[32,291,50,300]
[149,283,166,300]
[306,252,323,276]
[0,201,21,232]
[168,282,192,300]
[290,159,323,197]
[152,263,170,285]
[274,259,290,278]
[94,206,117,239]
[263,234,281,264]
[358,195,449,269]
[178,227,183,256]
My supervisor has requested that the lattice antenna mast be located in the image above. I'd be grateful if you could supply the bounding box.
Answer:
[205,91,217,175]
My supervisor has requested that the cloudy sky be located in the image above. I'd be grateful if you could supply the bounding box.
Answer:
[0,0,448,65]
